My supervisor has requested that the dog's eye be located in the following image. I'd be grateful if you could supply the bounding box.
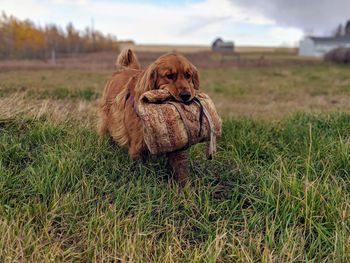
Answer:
[184,72,191,80]
[166,73,175,80]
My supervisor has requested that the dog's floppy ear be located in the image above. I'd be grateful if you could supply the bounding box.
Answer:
[191,64,200,90]
[137,63,158,94]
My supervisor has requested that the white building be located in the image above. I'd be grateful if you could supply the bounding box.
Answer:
[299,36,350,57]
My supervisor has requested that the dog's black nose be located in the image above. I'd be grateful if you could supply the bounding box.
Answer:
[179,91,191,102]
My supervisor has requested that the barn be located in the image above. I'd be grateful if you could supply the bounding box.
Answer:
[212,38,234,53]
[299,36,350,57]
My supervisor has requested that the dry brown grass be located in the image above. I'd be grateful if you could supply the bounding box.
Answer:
[235,46,297,54]
[119,43,297,54]
[118,43,211,53]
[200,64,350,119]
[1,62,350,121]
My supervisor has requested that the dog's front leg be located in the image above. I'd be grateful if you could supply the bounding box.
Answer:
[167,150,190,187]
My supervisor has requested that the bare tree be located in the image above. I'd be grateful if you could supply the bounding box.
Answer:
[345,20,350,36]
[334,23,344,37]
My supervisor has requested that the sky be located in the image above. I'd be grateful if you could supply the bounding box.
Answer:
[1,0,349,46]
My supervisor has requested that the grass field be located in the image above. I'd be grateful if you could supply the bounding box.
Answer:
[1,57,350,261]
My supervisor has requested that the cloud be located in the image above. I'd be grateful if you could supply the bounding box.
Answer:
[78,0,278,44]
[230,0,350,35]
[0,0,303,45]
[0,0,49,19]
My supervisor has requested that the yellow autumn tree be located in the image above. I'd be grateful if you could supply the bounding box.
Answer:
[0,12,119,59]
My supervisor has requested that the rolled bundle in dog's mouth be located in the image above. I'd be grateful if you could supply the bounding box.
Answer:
[136,90,222,158]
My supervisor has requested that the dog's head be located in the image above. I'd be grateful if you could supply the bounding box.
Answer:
[138,53,199,102]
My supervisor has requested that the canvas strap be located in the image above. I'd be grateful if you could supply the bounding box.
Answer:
[193,99,217,159]
[166,99,216,159]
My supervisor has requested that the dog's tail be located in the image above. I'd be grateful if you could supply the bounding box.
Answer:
[115,48,140,70]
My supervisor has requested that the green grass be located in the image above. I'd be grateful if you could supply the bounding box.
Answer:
[1,113,349,262]
[201,64,350,99]
[34,86,100,101]
[1,62,350,261]
[0,70,108,100]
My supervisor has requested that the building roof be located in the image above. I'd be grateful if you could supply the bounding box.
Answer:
[308,36,350,44]
[212,38,234,47]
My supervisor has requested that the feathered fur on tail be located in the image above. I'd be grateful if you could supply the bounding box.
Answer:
[115,48,140,70]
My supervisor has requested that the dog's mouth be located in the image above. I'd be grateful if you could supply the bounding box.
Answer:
[163,87,195,103]
[170,92,194,103]
[172,95,194,103]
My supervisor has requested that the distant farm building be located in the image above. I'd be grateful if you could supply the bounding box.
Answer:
[212,38,234,53]
[299,36,350,57]
[299,20,350,57]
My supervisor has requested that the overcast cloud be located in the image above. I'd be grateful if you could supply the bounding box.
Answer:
[0,0,305,46]
[231,0,350,35]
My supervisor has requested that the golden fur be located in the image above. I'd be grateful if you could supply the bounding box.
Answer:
[98,49,200,186]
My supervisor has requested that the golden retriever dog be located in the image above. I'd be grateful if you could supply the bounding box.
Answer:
[98,49,200,186]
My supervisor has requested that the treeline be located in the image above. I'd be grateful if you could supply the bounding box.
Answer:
[333,20,350,37]
[0,12,119,59]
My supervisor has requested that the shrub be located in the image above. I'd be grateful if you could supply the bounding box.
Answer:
[324,47,350,64]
